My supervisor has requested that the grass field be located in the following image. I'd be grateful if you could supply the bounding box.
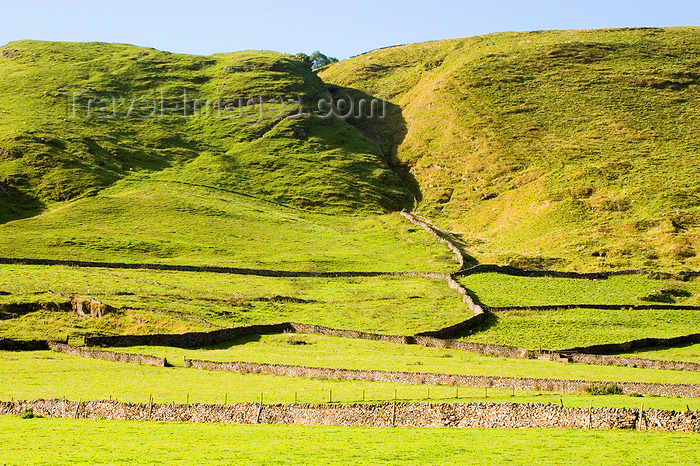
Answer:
[0,182,453,271]
[0,264,467,339]
[105,333,700,385]
[4,31,700,457]
[3,351,700,411]
[458,273,700,307]
[1,416,699,465]
[451,274,700,350]
[620,344,700,364]
[0,350,511,406]
[459,307,700,351]
[0,306,205,340]
[3,265,700,353]
[321,27,700,271]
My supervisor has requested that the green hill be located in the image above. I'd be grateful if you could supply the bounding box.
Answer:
[0,41,443,270]
[320,27,700,271]
[4,31,700,272]
[0,40,411,220]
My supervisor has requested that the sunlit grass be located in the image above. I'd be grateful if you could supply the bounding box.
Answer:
[3,417,700,465]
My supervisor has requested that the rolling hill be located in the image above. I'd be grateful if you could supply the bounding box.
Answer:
[4,30,700,272]
[3,32,700,456]
[0,40,439,269]
[0,40,412,219]
[320,27,700,271]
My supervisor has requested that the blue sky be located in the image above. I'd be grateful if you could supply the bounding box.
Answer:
[1,0,699,59]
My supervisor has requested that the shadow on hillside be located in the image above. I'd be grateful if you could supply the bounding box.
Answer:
[326,84,421,210]
[0,187,45,225]
[463,287,488,310]
[461,253,479,269]
[203,334,262,350]
[449,311,500,340]
[612,341,693,357]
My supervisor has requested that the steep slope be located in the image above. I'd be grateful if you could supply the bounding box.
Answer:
[320,27,700,271]
[0,40,411,220]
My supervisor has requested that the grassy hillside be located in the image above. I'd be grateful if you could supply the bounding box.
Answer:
[0,265,465,339]
[0,182,454,270]
[321,27,700,271]
[0,40,459,271]
[0,40,412,221]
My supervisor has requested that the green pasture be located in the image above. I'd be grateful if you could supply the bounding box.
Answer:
[2,417,700,465]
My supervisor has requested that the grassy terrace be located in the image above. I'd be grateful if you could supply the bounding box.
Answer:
[458,273,700,307]
[4,266,700,352]
[453,273,700,350]
[1,351,700,411]
[3,417,699,465]
[620,344,700,364]
[458,307,700,351]
[0,265,467,339]
[107,333,700,385]
[321,27,700,271]
[0,183,453,272]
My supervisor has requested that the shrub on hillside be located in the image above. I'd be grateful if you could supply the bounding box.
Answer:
[584,383,623,395]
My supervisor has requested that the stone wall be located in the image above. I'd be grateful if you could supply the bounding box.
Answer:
[85,323,294,348]
[5,256,698,281]
[183,358,700,398]
[47,341,167,367]
[81,320,700,374]
[456,264,700,280]
[560,333,700,355]
[413,335,535,358]
[456,264,611,279]
[0,257,392,278]
[288,322,411,344]
[1,399,697,432]
[400,210,467,269]
[566,353,700,372]
[490,304,700,312]
[0,338,49,351]
[83,320,533,361]
[416,276,485,338]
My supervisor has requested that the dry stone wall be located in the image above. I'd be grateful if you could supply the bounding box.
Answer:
[400,210,467,269]
[85,323,293,348]
[47,341,167,367]
[83,321,532,360]
[413,335,534,358]
[566,353,700,372]
[490,304,700,312]
[0,257,392,278]
[183,358,700,398]
[560,333,700,355]
[457,264,611,279]
[1,399,697,432]
[416,276,485,338]
[0,338,49,351]
[82,321,700,373]
[288,322,411,344]
[454,264,700,280]
[5,256,698,281]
